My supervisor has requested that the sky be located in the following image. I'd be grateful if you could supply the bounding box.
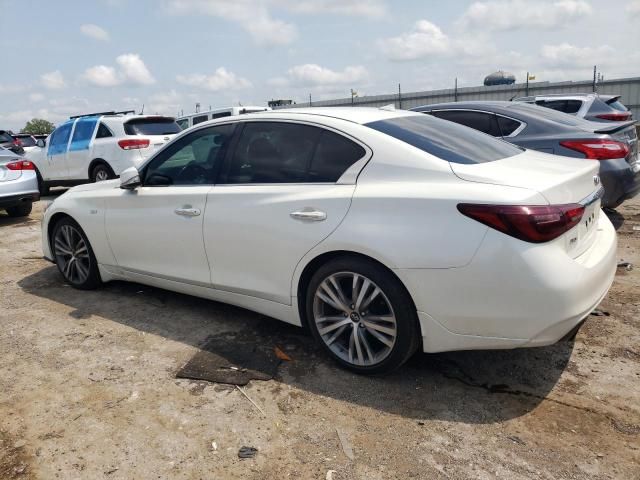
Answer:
[1,0,639,130]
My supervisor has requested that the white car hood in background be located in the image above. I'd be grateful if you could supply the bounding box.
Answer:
[450,150,599,205]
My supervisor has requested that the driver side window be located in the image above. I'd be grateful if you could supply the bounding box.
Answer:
[144,124,235,186]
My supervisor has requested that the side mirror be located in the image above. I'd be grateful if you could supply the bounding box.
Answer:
[120,166,141,190]
[36,139,46,148]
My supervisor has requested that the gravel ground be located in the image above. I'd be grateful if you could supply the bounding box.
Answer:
[1,193,639,479]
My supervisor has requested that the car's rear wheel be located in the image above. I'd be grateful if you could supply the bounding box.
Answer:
[91,163,115,183]
[306,257,420,374]
[6,201,32,218]
[52,217,101,289]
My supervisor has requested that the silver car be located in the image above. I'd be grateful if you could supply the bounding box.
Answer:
[0,146,40,217]
[513,93,633,122]
[411,101,639,208]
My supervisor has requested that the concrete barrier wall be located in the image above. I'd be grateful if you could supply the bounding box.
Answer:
[279,77,640,120]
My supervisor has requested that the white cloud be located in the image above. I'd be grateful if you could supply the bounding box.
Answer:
[81,53,155,87]
[166,0,296,46]
[41,71,66,90]
[379,20,451,61]
[540,43,615,67]
[458,0,592,31]
[273,64,368,88]
[29,93,45,102]
[176,67,251,91]
[116,53,155,85]
[0,84,28,94]
[627,0,640,17]
[274,0,386,17]
[80,23,110,41]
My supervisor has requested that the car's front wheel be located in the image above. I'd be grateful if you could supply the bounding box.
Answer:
[52,217,101,289]
[306,257,420,374]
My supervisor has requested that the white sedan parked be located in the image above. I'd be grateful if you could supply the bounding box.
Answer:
[41,108,617,373]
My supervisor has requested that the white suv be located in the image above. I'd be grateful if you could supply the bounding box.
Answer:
[30,111,181,194]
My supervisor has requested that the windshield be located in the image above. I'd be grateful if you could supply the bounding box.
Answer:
[124,118,181,136]
[365,114,522,164]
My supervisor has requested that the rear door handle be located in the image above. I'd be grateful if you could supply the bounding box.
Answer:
[290,210,327,222]
[174,207,201,217]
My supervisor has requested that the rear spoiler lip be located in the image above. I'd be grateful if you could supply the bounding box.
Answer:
[593,120,637,134]
[603,95,622,104]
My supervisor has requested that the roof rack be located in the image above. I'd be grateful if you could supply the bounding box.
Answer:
[69,110,136,119]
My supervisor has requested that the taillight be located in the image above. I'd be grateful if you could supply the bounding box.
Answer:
[596,112,631,121]
[6,160,36,171]
[560,139,629,160]
[457,203,585,243]
[118,138,150,150]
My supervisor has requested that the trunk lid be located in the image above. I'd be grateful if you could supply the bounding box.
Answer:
[451,150,602,258]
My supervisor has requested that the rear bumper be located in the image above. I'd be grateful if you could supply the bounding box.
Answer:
[599,157,640,208]
[0,171,40,208]
[397,213,617,353]
[0,192,40,209]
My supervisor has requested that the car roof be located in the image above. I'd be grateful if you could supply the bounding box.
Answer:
[236,107,418,125]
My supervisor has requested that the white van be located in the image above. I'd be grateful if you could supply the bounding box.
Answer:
[176,106,271,130]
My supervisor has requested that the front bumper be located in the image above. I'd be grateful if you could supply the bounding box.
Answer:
[396,213,618,353]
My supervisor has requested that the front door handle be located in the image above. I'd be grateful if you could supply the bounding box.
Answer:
[174,207,201,217]
[290,209,327,222]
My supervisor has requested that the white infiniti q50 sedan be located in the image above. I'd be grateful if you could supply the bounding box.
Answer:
[41,108,617,374]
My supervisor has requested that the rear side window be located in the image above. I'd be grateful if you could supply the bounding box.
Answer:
[192,115,209,126]
[431,110,502,137]
[96,123,113,138]
[69,117,98,151]
[222,122,320,184]
[212,112,231,119]
[124,118,181,135]
[176,119,189,130]
[48,122,73,156]
[497,116,522,136]
[309,130,365,182]
[366,115,522,164]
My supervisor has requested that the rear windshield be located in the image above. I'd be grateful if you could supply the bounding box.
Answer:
[365,115,522,164]
[606,99,629,112]
[504,103,594,128]
[0,132,13,142]
[15,136,36,147]
[124,118,181,136]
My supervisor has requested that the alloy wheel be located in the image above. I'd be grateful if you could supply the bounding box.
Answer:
[95,169,109,182]
[54,224,91,284]
[313,271,397,367]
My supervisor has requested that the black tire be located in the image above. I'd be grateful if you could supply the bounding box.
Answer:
[6,201,32,217]
[35,170,50,196]
[91,163,115,183]
[306,257,420,374]
[51,217,101,290]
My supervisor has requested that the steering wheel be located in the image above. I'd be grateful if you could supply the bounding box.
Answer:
[176,163,208,184]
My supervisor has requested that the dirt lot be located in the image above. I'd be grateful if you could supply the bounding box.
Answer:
[1,193,639,480]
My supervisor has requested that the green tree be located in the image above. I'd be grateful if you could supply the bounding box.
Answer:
[21,118,56,135]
